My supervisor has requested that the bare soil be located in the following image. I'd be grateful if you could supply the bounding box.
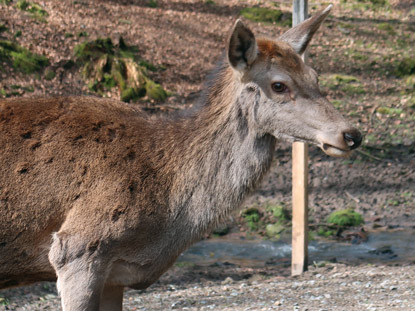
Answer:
[0,0,415,310]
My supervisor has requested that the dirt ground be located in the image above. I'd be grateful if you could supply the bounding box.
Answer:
[2,263,415,310]
[1,0,415,310]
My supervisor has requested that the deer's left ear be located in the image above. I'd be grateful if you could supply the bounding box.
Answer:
[279,5,332,55]
[227,19,258,71]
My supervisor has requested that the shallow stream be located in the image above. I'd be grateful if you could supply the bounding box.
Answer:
[179,230,415,266]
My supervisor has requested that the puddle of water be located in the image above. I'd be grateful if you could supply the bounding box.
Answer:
[178,230,415,266]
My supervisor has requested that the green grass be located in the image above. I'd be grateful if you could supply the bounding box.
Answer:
[395,57,415,77]
[147,0,157,8]
[317,227,335,238]
[0,24,8,33]
[265,204,289,222]
[0,84,34,97]
[321,74,366,96]
[78,31,88,38]
[376,106,403,116]
[0,296,10,306]
[377,22,396,35]
[74,37,168,102]
[327,209,364,227]
[240,7,291,26]
[405,75,415,89]
[341,0,390,11]
[16,0,48,21]
[242,207,261,231]
[0,40,49,74]
[44,69,56,80]
[240,203,291,238]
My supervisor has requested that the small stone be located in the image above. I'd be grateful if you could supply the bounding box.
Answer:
[222,277,234,285]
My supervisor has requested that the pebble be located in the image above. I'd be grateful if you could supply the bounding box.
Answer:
[222,277,234,285]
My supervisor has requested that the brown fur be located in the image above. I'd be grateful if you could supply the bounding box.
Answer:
[257,39,303,72]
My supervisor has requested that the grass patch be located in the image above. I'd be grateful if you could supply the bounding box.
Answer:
[16,0,48,21]
[0,297,10,306]
[240,202,291,238]
[317,209,364,238]
[377,22,396,35]
[242,207,261,231]
[321,74,365,96]
[44,69,55,80]
[341,0,390,11]
[175,261,195,268]
[405,75,415,89]
[264,203,290,239]
[147,0,157,8]
[317,227,335,238]
[327,209,364,227]
[266,204,289,222]
[395,57,415,77]
[0,40,48,73]
[74,37,168,102]
[240,7,291,26]
[1,84,34,97]
[347,49,369,61]
[376,106,403,115]
[78,31,88,38]
[0,24,8,33]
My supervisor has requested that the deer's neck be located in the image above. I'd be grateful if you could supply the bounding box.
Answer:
[166,66,276,238]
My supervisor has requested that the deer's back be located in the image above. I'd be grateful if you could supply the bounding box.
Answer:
[0,96,170,287]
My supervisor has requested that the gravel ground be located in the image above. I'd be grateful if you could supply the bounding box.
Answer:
[2,263,415,310]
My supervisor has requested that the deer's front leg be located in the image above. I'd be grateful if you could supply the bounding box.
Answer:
[100,285,124,311]
[49,232,109,311]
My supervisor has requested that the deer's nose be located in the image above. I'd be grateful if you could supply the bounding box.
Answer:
[343,129,362,150]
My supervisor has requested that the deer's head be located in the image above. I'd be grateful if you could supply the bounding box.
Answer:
[228,5,361,157]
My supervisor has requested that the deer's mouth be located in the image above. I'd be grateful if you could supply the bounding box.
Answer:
[321,143,351,158]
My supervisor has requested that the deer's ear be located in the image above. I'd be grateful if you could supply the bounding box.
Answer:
[278,5,332,55]
[227,20,258,71]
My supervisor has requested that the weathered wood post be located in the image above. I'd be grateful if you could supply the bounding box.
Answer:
[291,0,309,276]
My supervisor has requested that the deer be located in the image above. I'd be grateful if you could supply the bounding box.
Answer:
[0,5,361,311]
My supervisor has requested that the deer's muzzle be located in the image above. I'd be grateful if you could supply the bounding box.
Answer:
[319,127,362,157]
[343,129,362,150]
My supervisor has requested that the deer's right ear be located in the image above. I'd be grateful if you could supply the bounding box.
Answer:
[227,20,258,71]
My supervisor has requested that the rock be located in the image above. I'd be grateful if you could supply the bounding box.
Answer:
[265,222,284,238]
[221,277,234,285]
[212,223,230,236]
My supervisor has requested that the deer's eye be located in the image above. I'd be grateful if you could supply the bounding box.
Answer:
[271,82,287,93]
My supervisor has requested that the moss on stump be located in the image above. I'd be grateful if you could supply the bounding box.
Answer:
[74,37,168,102]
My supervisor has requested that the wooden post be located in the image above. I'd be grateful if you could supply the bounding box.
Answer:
[291,0,309,276]
[292,142,308,275]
